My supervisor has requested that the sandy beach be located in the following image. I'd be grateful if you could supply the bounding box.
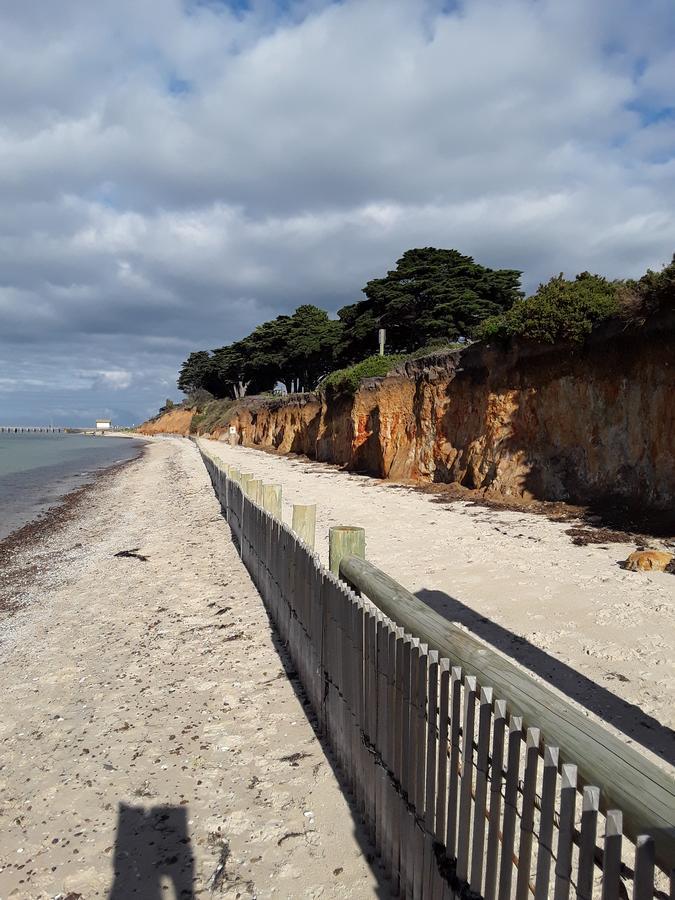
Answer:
[202,438,675,774]
[1,433,673,898]
[0,437,386,899]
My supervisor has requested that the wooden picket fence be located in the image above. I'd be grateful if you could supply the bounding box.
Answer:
[198,445,675,900]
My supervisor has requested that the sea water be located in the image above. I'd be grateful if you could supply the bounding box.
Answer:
[0,432,143,542]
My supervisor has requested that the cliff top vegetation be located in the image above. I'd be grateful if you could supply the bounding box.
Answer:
[320,343,463,396]
[174,248,673,412]
[177,247,522,402]
[334,248,521,360]
[479,254,675,345]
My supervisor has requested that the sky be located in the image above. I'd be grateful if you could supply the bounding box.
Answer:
[0,0,674,426]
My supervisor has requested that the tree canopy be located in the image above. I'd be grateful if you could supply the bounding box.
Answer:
[335,247,523,361]
[179,305,344,402]
[177,351,219,396]
[177,247,525,401]
[630,252,675,315]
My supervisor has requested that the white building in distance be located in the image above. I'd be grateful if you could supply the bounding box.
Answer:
[95,418,112,431]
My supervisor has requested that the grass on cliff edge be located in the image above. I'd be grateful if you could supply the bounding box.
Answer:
[190,398,235,434]
[320,343,463,396]
[320,354,407,395]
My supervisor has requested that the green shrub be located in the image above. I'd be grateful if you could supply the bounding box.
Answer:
[630,253,675,315]
[320,354,407,395]
[478,272,621,345]
[321,343,465,396]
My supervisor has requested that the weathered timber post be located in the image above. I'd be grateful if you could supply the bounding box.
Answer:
[246,479,262,504]
[239,473,253,492]
[230,468,241,484]
[262,484,282,520]
[329,525,365,576]
[292,504,316,550]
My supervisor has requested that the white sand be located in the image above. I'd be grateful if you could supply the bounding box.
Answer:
[0,437,386,899]
[203,438,675,774]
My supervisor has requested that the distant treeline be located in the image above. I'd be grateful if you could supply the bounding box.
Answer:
[177,246,674,401]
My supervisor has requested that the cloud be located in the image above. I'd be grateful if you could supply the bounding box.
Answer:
[0,0,673,425]
[92,370,133,390]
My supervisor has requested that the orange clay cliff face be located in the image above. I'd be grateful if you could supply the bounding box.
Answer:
[137,406,195,436]
[142,312,674,516]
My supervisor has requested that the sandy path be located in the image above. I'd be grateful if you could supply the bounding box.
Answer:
[0,438,386,899]
[203,439,675,773]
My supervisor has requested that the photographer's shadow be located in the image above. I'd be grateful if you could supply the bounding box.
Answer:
[109,803,195,899]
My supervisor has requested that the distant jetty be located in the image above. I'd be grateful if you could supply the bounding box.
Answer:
[0,426,63,433]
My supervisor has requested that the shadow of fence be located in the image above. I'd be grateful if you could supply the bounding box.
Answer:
[415,588,675,770]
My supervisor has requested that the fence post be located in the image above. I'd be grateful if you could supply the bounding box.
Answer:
[292,504,316,550]
[329,525,365,576]
[262,484,282,519]
[246,479,262,504]
[239,473,253,493]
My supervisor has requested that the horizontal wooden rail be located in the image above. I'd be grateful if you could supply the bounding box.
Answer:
[339,554,675,874]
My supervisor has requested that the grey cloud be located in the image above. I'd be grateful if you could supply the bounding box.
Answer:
[0,0,673,426]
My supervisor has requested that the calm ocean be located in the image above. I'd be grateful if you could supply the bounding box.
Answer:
[0,433,143,542]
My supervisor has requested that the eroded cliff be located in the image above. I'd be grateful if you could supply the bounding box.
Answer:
[144,313,674,518]
[137,407,194,436]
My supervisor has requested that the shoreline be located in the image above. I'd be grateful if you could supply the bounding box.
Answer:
[0,431,147,542]
[0,441,147,615]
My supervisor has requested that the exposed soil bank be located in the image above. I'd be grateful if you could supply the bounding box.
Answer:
[137,406,195,435]
[145,313,675,530]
